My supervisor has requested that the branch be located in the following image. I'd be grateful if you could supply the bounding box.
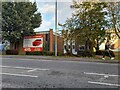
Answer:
[116,27,120,39]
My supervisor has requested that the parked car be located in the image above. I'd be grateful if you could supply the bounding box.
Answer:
[0,44,5,51]
[32,39,42,46]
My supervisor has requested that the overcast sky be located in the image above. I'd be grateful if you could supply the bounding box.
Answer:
[31,0,73,32]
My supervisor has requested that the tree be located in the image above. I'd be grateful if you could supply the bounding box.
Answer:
[106,2,120,39]
[60,16,79,54]
[61,1,108,54]
[73,1,109,51]
[2,2,42,49]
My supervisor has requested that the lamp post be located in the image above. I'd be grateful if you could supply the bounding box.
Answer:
[55,0,57,56]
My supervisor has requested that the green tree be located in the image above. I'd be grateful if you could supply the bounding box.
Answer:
[60,16,79,54]
[106,2,120,39]
[2,2,42,49]
[61,1,108,53]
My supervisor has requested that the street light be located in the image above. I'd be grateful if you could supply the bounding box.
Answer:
[55,0,57,56]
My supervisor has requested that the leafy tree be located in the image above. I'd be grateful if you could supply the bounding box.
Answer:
[2,2,42,49]
[61,1,109,54]
[0,2,2,42]
[106,2,120,39]
[71,1,109,51]
[60,16,79,54]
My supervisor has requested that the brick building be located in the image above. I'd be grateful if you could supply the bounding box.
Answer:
[35,29,63,53]
[11,29,63,55]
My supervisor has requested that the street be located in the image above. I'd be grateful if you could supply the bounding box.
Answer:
[1,56,120,88]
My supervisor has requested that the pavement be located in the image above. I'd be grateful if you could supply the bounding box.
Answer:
[1,55,120,63]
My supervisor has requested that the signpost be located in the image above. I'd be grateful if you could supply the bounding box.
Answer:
[23,34,43,52]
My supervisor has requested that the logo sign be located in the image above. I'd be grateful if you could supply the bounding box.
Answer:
[23,34,43,52]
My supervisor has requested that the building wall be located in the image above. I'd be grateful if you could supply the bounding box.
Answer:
[36,29,63,53]
[15,29,64,55]
[49,29,54,52]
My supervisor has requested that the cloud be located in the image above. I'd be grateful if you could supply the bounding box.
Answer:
[57,2,73,24]
[34,16,55,32]
[34,1,73,32]
[38,4,55,13]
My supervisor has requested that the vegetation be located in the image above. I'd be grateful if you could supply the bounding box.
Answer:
[106,2,120,39]
[26,51,64,56]
[60,1,109,56]
[2,2,42,50]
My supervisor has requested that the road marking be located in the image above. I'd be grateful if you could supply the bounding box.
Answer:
[104,75,109,78]
[84,72,119,77]
[27,69,37,72]
[88,81,120,87]
[0,66,50,71]
[0,66,33,70]
[27,68,49,72]
[0,73,38,78]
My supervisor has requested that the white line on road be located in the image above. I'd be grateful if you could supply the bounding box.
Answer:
[27,69,38,72]
[0,66,33,70]
[27,68,49,72]
[84,72,119,77]
[0,73,38,78]
[88,81,120,87]
[0,66,50,71]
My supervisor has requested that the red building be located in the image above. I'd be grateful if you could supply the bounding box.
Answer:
[23,29,63,54]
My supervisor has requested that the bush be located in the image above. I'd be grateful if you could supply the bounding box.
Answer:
[77,51,93,57]
[95,50,104,55]
[26,51,43,55]
[26,51,54,56]
[58,52,64,56]
[6,50,18,55]
[26,51,64,56]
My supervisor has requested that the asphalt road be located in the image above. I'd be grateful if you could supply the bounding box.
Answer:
[1,56,120,88]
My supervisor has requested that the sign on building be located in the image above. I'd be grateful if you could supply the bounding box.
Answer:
[23,34,43,52]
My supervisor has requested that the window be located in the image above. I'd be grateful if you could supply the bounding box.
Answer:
[35,39,41,41]
[46,34,48,41]
[64,45,66,49]
[69,45,70,49]
[73,45,75,49]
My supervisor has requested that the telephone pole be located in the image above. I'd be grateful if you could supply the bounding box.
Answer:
[55,0,57,56]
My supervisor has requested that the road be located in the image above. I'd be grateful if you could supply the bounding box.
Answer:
[1,56,120,88]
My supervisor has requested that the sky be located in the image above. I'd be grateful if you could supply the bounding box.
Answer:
[30,0,74,32]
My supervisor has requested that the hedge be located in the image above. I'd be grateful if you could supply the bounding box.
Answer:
[77,51,93,57]
[6,50,18,55]
[26,51,64,56]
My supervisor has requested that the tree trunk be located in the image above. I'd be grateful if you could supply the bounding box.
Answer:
[96,37,99,50]
[70,39,73,55]
[18,39,25,55]
[10,42,15,50]
[85,39,89,52]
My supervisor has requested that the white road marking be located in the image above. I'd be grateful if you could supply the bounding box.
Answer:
[0,66,33,70]
[84,72,119,77]
[27,69,37,72]
[0,73,38,78]
[27,68,49,72]
[0,66,50,71]
[88,81,120,87]
[104,75,109,78]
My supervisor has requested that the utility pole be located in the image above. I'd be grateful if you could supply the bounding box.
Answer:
[55,0,57,56]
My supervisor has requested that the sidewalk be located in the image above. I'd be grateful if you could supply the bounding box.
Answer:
[1,55,119,63]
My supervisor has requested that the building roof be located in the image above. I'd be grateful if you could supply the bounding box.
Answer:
[36,31,49,34]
